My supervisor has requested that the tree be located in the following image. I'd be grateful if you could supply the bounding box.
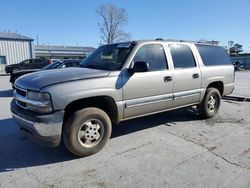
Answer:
[96,3,131,44]
[229,41,243,57]
[228,40,234,48]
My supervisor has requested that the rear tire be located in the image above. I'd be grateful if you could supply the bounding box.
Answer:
[63,107,112,157]
[199,88,221,118]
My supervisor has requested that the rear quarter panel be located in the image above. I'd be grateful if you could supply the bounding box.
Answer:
[200,65,234,96]
[192,44,235,98]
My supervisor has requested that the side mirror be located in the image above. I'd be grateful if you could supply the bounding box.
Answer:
[129,61,149,74]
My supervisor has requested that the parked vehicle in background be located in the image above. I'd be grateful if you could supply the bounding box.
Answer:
[10,59,82,87]
[5,58,50,74]
[11,39,234,157]
[50,59,62,64]
[233,61,244,71]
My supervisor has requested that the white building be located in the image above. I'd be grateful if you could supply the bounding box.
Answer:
[0,32,34,72]
[35,45,95,60]
[0,32,96,73]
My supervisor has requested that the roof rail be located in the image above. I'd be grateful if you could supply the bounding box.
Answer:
[155,38,219,45]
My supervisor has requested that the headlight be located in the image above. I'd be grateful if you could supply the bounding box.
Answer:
[26,91,53,113]
[27,91,51,101]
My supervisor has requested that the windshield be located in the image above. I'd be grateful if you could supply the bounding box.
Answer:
[80,43,134,71]
[42,61,62,70]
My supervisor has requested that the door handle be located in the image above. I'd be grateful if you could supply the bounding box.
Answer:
[164,76,172,82]
[192,73,199,79]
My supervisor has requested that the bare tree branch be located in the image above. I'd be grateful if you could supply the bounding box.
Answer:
[96,3,131,44]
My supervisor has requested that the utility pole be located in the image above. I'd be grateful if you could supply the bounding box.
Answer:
[36,34,39,45]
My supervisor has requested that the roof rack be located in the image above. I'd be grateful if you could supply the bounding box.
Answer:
[155,38,219,45]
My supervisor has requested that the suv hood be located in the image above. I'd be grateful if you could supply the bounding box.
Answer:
[15,68,110,91]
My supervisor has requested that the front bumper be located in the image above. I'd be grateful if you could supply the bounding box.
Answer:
[11,100,64,147]
[5,66,12,74]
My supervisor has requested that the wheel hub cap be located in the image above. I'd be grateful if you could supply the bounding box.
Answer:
[208,95,216,111]
[84,123,100,141]
[78,119,103,147]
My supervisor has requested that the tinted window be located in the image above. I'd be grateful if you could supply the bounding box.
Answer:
[34,59,42,63]
[65,62,72,67]
[72,61,81,67]
[170,44,196,68]
[43,61,62,70]
[196,44,231,66]
[133,44,167,71]
[22,59,30,64]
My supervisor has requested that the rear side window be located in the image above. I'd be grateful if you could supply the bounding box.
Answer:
[169,44,196,68]
[72,61,81,67]
[34,59,42,63]
[196,44,231,66]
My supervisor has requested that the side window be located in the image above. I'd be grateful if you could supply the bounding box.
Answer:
[133,44,167,71]
[169,44,196,68]
[0,56,6,65]
[196,44,231,66]
[65,62,72,67]
[72,62,81,67]
[34,59,42,63]
[22,60,30,64]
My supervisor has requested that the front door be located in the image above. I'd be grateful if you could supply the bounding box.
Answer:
[122,44,173,118]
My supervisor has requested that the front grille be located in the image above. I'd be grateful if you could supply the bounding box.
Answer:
[16,100,27,108]
[16,87,27,97]
[15,86,28,109]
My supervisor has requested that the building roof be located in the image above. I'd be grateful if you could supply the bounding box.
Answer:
[0,32,33,41]
[35,45,95,52]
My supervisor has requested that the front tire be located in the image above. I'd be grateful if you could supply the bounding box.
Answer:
[12,67,20,73]
[63,107,112,157]
[199,88,221,118]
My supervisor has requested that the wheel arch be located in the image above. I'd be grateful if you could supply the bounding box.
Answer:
[207,81,224,96]
[63,96,119,124]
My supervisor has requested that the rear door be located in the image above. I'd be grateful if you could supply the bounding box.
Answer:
[33,59,46,69]
[122,43,173,118]
[169,44,202,107]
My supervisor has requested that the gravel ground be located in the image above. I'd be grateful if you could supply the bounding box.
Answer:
[0,71,250,188]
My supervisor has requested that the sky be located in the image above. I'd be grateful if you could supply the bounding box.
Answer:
[0,0,250,51]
